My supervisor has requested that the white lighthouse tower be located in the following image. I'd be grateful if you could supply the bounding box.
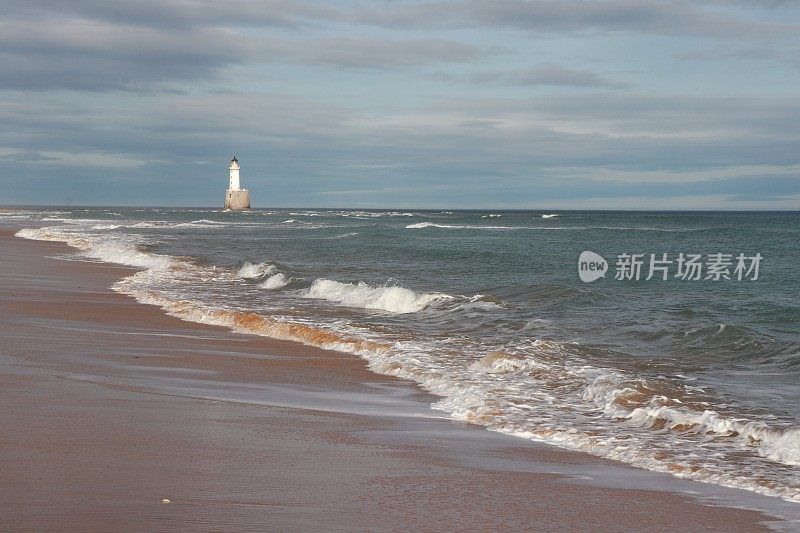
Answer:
[229,157,240,190]
[224,156,250,210]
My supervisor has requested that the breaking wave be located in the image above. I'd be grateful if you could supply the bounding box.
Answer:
[237,261,279,279]
[405,222,517,230]
[16,227,172,269]
[260,273,290,289]
[303,278,452,314]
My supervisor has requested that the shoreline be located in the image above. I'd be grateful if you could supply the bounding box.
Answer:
[0,225,793,531]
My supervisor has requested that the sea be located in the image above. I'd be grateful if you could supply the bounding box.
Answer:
[6,207,799,503]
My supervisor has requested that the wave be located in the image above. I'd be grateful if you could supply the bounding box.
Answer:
[416,343,800,502]
[16,227,172,269]
[469,351,526,373]
[237,261,279,279]
[405,222,441,229]
[303,278,452,314]
[129,221,174,229]
[91,224,122,230]
[406,222,708,233]
[337,210,415,218]
[541,213,559,219]
[583,372,800,467]
[16,227,90,249]
[260,273,290,289]
[481,214,502,218]
[453,294,506,313]
[173,219,234,228]
[112,286,391,357]
[405,222,517,230]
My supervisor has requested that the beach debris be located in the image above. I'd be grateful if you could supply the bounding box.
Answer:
[161,498,171,504]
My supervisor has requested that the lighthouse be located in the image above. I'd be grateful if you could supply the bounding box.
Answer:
[224,156,250,210]
[229,157,240,190]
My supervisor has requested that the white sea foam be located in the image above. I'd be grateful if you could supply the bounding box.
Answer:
[173,219,233,228]
[259,273,290,289]
[367,342,800,503]
[303,278,452,314]
[468,351,526,373]
[405,222,439,229]
[337,210,414,218]
[582,370,800,469]
[541,213,559,219]
[16,226,172,269]
[86,240,172,269]
[129,221,170,229]
[406,222,695,233]
[91,224,122,230]
[405,222,516,230]
[0,209,38,219]
[16,227,82,246]
[237,261,278,279]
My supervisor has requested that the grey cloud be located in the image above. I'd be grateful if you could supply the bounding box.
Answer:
[5,0,336,30]
[426,93,800,139]
[514,173,800,201]
[677,48,778,61]
[0,5,483,91]
[704,0,799,7]
[3,91,798,183]
[11,1,796,41]
[465,65,628,88]
[1,89,799,207]
[0,19,248,91]
[350,0,797,38]
[259,37,482,68]
[17,0,793,39]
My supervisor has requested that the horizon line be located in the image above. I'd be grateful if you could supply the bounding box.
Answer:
[2,204,798,213]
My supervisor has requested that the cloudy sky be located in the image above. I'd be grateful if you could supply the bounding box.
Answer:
[2,0,799,209]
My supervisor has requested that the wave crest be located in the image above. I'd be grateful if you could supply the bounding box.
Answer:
[237,261,279,279]
[260,273,290,289]
[303,278,452,314]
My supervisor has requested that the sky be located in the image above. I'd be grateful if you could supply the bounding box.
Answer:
[1,0,799,209]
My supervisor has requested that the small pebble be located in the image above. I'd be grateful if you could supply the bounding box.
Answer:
[161,499,171,504]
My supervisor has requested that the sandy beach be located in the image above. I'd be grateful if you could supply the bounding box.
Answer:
[0,226,786,531]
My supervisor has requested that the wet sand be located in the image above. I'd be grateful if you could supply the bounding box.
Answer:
[0,227,780,531]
